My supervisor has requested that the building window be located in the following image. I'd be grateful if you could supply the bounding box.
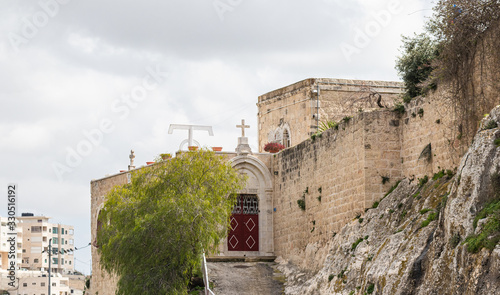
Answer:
[52,237,59,244]
[52,227,58,234]
[52,257,58,265]
[41,282,45,286]
[61,238,64,245]
[34,258,39,263]
[283,129,291,148]
[31,226,42,233]
[32,282,36,285]
[69,261,72,265]
[23,283,27,287]
[52,282,56,287]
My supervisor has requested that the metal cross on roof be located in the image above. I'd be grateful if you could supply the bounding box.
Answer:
[236,119,250,137]
[168,124,214,150]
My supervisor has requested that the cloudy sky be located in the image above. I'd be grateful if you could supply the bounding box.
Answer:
[0,0,434,275]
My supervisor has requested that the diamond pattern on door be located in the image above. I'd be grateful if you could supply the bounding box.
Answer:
[230,217,238,231]
[228,195,259,252]
[246,236,256,249]
[229,235,239,249]
[245,218,256,231]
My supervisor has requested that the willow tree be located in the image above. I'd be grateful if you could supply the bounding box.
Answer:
[97,149,246,295]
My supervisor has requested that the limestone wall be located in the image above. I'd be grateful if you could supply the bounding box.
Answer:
[400,88,472,180]
[272,110,403,259]
[271,89,477,261]
[89,173,127,295]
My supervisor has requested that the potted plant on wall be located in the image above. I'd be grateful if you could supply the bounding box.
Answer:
[160,153,172,160]
[264,142,285,153]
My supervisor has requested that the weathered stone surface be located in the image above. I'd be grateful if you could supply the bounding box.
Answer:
[208,262,285,295]
[278,106,500,294]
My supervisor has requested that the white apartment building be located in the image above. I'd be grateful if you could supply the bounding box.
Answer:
[0,217,22,270]
[17,214,74,275]
[0,269,78,295]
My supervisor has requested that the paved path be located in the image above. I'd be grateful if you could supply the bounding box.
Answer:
[207,262,285,295]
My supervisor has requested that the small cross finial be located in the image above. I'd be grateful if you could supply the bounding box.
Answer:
[128,150,136,170]
[237,119,250,137]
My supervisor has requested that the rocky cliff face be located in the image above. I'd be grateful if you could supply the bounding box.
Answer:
[278,105,500,295]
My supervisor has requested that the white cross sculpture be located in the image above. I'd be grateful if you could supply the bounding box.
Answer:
[237,119,250,137]
[168,124,214,150]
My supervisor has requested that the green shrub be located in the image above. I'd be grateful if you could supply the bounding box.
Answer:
[343,116,352,123]
[328,274,334,282]
[393,103,405,114]
[418,175,429,187]
[418,108,424,117]
[372,201,379,209]
[400,210,407,219]
[432,170,445,180]
[358,218,364,224]
[419,208,432,214]
[297,198,306,211]
[421,212,438,228]
[381,176,390,184]
[484,120,498,130]
[367,283,375,294]
[337,267,347,278]
[450,234,461,248]
[351,238,364,251]
[494,138,500,147]
[395,33,438,99]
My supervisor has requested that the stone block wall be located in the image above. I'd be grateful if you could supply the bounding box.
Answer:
[89,173,128,295]
[272,110,403,258]
[400,89,470,180]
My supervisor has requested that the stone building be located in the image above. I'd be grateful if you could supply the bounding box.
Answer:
[257,78,403,151]
[89,77,480,294]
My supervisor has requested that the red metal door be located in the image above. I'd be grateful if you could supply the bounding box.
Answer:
[228,195,259,252]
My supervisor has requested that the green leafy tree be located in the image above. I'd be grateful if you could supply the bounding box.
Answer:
[97,149,246,295]
[395,33,438,101]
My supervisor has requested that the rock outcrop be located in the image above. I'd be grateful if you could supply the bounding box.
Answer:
[279,106,500,295]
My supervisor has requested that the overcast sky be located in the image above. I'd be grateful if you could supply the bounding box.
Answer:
[0,0,434,275]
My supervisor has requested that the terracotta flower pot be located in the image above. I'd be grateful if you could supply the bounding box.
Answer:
[212,147,223,152]
[188,146,198,151]
[146,161,155,165]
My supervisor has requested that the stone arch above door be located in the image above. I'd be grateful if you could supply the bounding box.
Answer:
[223,155,274,257]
